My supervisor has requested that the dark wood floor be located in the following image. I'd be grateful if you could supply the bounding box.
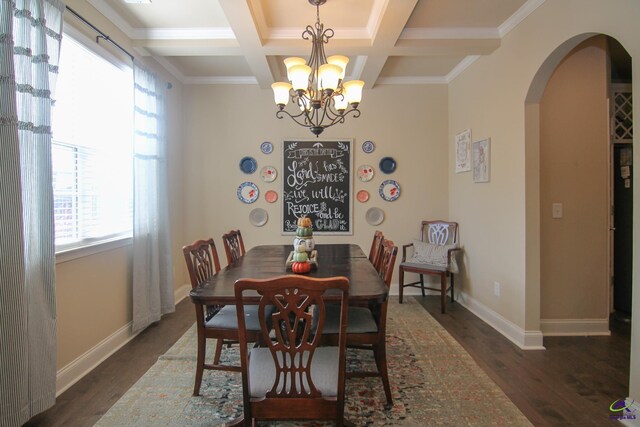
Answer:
[25,296,630,426]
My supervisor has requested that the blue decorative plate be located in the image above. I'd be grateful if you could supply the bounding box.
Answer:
[260,141,273,154]
[237,182,259,203]
[362,140,375,153]
[379,179,400,202]
[379,156,396,174]
[239,156,257,174]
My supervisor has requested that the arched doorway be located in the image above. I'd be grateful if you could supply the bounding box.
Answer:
[525,33,633,338]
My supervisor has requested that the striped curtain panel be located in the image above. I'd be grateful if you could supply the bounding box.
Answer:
[132,61,174,333]
[0,0,64,426]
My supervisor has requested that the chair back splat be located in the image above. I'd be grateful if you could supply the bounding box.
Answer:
[235,275,349,425]
[222,229,246,265]
[368,230,384,270]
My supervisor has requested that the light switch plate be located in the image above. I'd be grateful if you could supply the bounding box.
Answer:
[552,203,563,219]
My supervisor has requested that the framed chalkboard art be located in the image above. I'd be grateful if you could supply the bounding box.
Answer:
[282,139,353,235]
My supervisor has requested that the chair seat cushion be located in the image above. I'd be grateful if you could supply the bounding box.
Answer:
[322,304,378,334]
[248,347,339,398]
[205,304,272,331]
[408,241,459,273]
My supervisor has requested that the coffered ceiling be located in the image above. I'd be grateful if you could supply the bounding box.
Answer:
[86,0,543,88]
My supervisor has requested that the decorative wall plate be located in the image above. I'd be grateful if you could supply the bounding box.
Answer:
[237,181,259,203]
[362,140,375,153]
[365,207,384,225]
[379,157,396,174]
[239,156,257,174]
[357,164,374,182]
[260,165,277,182]
[379,179,400,202]
[249,208,268,227]
[265,190,278,203]
[260,141,273,154]
[357,190,370,203]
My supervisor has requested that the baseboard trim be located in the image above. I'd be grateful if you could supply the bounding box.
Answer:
[540,318,611,336]
[457,292,546,350]
[56,284,192,396]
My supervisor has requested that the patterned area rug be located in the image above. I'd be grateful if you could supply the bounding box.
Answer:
[96,298,532,426]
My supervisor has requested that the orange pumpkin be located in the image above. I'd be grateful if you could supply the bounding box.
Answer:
[297,216,312,228]
[291,261,311,274]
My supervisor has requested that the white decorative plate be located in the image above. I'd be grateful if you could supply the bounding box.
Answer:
[365,207,385,226]
[237,181,259,203]
[357,164,374,182]
[379,179,400,202]
[260,165,277,182]
[249,208,268,227]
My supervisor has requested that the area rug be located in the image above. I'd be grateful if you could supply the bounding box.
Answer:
[96,298,532,426]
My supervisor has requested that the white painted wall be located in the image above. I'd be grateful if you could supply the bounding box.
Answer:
[448,0,640,400]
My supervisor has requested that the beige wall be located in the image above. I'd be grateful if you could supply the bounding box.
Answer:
[448,0,640,399]
[55,0,185,370]
[539,36,609,320]
[182,84,449,281]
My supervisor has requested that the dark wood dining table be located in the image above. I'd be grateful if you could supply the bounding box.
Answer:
[189,243,388,305]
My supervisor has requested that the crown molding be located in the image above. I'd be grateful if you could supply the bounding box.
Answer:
[184,76,258,85]
[131,27,236,40]
[445,55,481,83]
[498,0,546,37]
[376,76,447,85]
[400,27,499,40]
[86,0,136,38]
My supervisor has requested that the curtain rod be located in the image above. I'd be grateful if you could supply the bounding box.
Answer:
[65,5,135,61]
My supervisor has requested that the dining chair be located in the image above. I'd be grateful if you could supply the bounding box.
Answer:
[398,220,461,313]
[368,230,384,271]
[183,238,268,396]
[221,229,246,265]
[323,239,398,407]
[234,275,350,426]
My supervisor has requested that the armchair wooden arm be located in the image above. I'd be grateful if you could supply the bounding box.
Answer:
[401,243,414,262]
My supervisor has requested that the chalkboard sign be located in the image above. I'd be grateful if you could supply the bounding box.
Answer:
[282,139,353,235]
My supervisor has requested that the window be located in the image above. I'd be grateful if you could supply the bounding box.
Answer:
[52,35,133,252]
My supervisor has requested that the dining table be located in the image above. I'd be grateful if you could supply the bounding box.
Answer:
[189,243,388,305]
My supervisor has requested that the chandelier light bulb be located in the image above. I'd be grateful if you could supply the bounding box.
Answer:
[283,57,306,81]
[327,55,348,80]
[333,93,348,111]
[289,64,312,92]
[343,80,364,106]
[318,63,342,92]
[271,82,292,107]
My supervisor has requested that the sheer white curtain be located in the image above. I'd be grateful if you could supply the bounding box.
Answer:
[0,0,64,425]
[132,61,174,332]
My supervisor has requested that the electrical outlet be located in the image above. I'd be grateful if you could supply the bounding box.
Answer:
[552,203,563,219]
[494,281,501,297]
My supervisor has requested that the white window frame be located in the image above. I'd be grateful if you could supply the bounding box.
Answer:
[54,24,134,264]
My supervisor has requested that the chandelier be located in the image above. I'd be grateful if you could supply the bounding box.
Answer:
[271,0,364,136]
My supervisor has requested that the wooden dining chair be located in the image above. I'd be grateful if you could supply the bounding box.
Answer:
[323,239,398,407]
[221,229,246,265]
[398,220,461,313]
[183,238,268,396]
[234,275,350,426]
[368,230,384,270]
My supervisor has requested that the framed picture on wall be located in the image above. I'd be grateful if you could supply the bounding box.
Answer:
[473,138,490,183]
[455,129,472,173]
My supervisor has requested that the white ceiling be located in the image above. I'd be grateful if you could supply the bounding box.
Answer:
[88,0,543,87]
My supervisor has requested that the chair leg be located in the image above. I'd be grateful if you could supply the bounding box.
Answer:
[194,330,206,396]
[398,267,404,304]
[440,273,447,314]
[373,343,393,407]
[450,273,455,303]
[213,338,224,365]
[420,274,425,296]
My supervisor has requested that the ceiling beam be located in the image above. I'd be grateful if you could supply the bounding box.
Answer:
[218,0,275,89]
